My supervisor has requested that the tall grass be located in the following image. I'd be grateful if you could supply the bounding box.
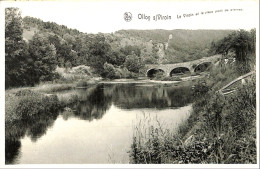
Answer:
[129,69,256,164]
[129,113,213,164]
[191,75,256,163]
[35,83,74,93]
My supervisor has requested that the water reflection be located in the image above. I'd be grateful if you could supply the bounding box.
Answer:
[72,85,113,121]
[111,84,193,109]
[5,83,193,164]
[70,83,193,118]
[5,109,59,164]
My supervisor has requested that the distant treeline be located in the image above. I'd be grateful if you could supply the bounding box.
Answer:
[114,29,234,63]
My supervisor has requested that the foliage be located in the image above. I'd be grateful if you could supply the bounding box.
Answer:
[5,89,62,164]
[130,131,216,164]
[106,50,126,66]
[9,12,238,85]
[28,33,57,83]
[152,71,165,79]
[48,33,79,67]
[129,114,215,164]
[124,53,144,73]
[129,72,256,164]
[35,83,74,93]
[192,80,210,98]
[87,34,112,75]
[5,8,31,88]
[143,56,158,64]
[102,63,121,79]
[5,90,61,124]
[116,29,232,63]
[207,63,239,90]
[5,8,59,88]
[120,45,141,57]
[24,14,234,70]
[212,29,256,74]
[200,77,256,163]
[23,16,81,38]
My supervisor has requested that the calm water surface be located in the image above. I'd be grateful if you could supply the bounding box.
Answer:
[6,83,193,164]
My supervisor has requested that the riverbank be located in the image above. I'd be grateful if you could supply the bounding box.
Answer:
[5,68,256,164]
[129,71,256,164]
[5,74,201,126]
[6,83,194,164]
[5,90,61,124]
[5,74,100,122]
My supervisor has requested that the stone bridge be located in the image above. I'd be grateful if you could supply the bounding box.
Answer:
[145,54,222,77]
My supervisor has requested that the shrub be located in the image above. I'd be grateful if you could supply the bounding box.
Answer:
[196,75,256,163]
[102,62,121,79]
[207,64,239,90]
[124,54,144,73]
[71,65,92,76]
[224,76,256,136]
[116,68,130,78]
[192,80,210,98]
[129,122,217,164]
[5,89,61,123]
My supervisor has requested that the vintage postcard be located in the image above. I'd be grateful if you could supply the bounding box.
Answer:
[0,0,259,168]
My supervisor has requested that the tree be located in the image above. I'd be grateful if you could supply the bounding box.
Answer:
[74,34,89,66]
[28,33,57,83]
[124,53,144,73]
[106,50,126,66]
[5,8,31,88]
[120,45,141,57]
[213,29,256,74]
[87,34,112,75]
[48,33,80,67]
[103,62,120,79]
[63,33,76,49]
[230,30,255,63]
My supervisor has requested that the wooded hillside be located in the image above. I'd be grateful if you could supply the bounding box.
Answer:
[22,16,233,65]
[7,8,251,88]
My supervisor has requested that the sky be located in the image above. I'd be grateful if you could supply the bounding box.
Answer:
[0,0,259,34]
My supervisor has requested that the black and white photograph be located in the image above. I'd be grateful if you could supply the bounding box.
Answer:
[0,0,259,167]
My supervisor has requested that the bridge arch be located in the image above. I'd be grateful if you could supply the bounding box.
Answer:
[170,67,190,76]
[147,68,165,78]
[194,62,212,73]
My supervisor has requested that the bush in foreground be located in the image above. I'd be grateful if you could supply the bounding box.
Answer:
[5,89,61,124]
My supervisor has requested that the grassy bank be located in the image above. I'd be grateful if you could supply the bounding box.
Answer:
[5,90,61,124]
[5,82,101,124]
[129,64,256,164]
[5,66,101,124]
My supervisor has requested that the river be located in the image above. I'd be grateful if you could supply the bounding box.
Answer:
[5,82,194,164]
